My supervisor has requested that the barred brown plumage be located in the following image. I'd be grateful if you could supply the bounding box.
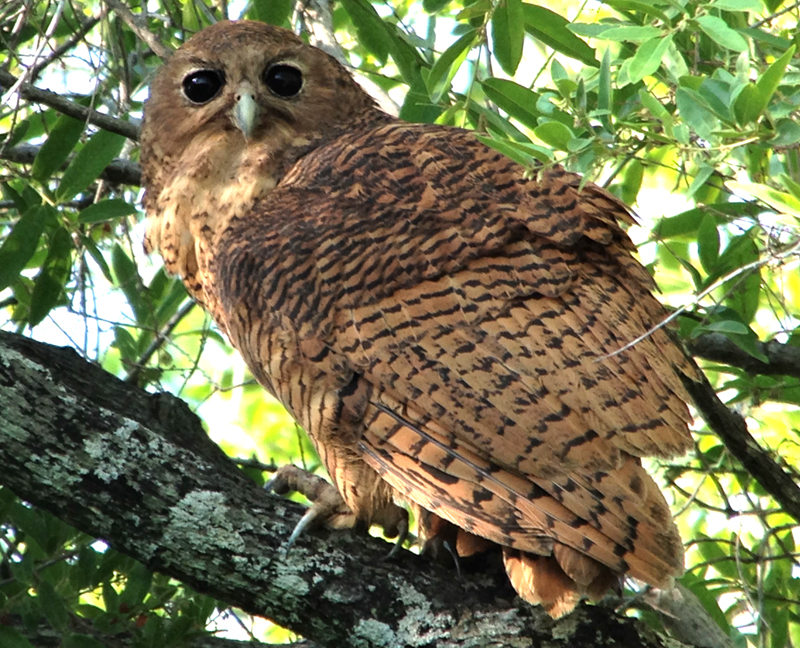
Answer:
[141,19,699,618]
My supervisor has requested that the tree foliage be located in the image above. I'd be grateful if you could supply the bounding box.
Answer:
[1,0,799,645]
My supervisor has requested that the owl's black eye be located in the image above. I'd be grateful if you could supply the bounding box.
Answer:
[182,70,224,104]
[264,64,303,98]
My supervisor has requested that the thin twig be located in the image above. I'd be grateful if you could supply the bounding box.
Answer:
[125,299,197,383]
[750,0,800,27]
[598,237,800,361]
[101,0,171,59]
[29,13,105,81]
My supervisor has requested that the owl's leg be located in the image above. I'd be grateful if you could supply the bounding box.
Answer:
[265,464,408,552]
[265,465,356,549]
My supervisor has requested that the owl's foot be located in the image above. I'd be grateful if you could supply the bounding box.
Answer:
[265,464,356,549]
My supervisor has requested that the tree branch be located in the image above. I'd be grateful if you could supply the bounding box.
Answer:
[0,330,686,648]
[0,143,141,186]
[681,371,800,522]
[688,333,800,380]
[0,69,140,141]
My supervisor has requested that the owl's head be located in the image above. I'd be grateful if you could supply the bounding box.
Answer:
[140,21,382,201]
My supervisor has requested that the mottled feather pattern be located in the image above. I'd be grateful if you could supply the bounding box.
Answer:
[141,20,698,617]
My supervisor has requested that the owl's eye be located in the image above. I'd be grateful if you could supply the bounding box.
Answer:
[182,70,224,104]
[264,64,303,98]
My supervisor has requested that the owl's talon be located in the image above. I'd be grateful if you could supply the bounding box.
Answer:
[285,506,324,551]
[442,540,462,579]
[386,517,409,559]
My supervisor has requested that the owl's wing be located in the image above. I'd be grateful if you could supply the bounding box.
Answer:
[213,122,696,610]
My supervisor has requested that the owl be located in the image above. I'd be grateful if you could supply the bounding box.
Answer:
[140,20,697,618]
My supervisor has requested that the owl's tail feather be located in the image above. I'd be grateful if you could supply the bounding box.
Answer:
[503,546,619,618]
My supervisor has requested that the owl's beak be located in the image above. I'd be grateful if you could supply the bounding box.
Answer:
[233,82,260,140]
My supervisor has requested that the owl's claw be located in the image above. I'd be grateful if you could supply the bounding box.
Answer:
[265,465,356,551]
[386,516,409,559]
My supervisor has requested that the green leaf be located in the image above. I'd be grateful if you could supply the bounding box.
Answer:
[726,262,761,324]
[727,181,800,217]
[627,34,674,83]
[492,0,525,75]
[0,627,35,648]
[766,601,789,648]
[697,213,720,273]
[654,203,759,241]
[482,79,541,130]
[29,226,73,327]
[56,130,126,203]
[676,87,718,139]
[679,572,732,635]
[339,0,389,63]
[597,25,663,42]
[0,205,48,292]
[695,15,748,51]
[120,562,153,607]
[383,25,427,88]
[771,120,800,146]
[32,115,84,183]
[399,75,442,124]
[534,121,574,150]
[710,0,763,10]
[423,0,451,11]
[181,0,202,31]
[111,244,148,324]
[78,199,138,224]
[426,31,477,102]
[698,78,734,121]
[63,635,105,648]
[739,27,792,49]
[755,45,796,112]
[638,89,672,122]
[732,82,762,125]
[522,5,597,66]
[113,326,138,362]
[703,320,750,335]
[662,38,689,82]
[568,23,612,39]
[102,579,119,614]
[247,0,292,25]
[618,159,643,205]
[780,173,800,201]
[79,234,113,282]
[475,135,553,165]
[37,580,70,631]
[603,0,671,21]
[466,100,529,141]
[687,164,715,199]
[598,48,613,131]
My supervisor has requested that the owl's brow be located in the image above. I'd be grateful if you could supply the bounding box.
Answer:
[184,55,219,69]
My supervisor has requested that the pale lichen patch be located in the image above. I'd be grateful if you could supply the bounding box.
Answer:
[84,416,142,482]
[165,490,245,553]
[352,618,397,648]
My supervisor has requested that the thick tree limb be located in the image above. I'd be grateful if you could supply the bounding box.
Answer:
[688,333,800,380]
[0,330,685,648]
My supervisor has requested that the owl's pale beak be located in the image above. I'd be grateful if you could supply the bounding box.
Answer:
[233,83,260,140]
